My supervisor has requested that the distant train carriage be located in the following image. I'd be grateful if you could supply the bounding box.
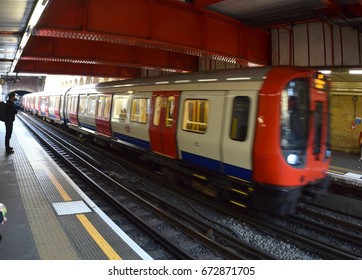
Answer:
[22,66,331,215]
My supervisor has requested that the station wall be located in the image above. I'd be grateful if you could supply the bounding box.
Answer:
[331,84,362,154]
[271,22,361,67]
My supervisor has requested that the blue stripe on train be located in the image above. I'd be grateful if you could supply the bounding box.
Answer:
[181,151,252,182]
[113,132,151,150]
[181,151,221,171]
[79,122,97,132]
[223,162,252,181]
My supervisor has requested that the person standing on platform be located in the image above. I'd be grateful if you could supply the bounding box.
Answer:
[4,92,17,154]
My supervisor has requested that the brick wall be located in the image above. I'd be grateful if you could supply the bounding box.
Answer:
[331,94,362,154]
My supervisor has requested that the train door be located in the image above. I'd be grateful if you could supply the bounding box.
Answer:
[42,96,49,117]
[32,96,36,114]
[78,94,97,131]
[95,94,112,137]
[67,94,79,127]
[177,91,226,172]
[149,91,180,158]
[54,95,61,120]
[308,73,331,165]
[221,91,258,182]
[59,95,64,123]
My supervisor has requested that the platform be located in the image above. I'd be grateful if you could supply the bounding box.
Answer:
[329,150,362,186]
[0,118,152,260]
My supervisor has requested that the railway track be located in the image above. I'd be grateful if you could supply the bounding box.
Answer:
[18,113,273,259]
[18,112,362,259]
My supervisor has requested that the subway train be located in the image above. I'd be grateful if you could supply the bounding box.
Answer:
[21,66,331,215]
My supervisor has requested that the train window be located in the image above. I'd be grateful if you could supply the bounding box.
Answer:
[182,99,209,134]
[96,96,111,120]
[313,102,323,155]
[87,95,97,117]
[165,96,175,128]
[230,97,250,142]
[97,98,103,117]
[40,97,47,113]
[48,96,54,110]
[71,96,77,112]
[153,96,162,126]
[280,78,309,150]
[104,96,111,119]
[131,98,149,124]
[66,97,70,111]
[112,96,129,120]
[79,95,87,115]
[55,96,60,110]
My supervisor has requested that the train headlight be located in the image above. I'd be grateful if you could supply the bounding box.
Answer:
[287,153,300,165]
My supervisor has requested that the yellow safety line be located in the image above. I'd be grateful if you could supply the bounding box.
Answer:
[42,165,72,201]
[329,165,362,175]
[76,214,122,260]
[41,163,122,260]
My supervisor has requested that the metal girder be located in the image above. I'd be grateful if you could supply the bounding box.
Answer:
[27,0,270,70]
[19,36,198,72]
[192,0,223,8]
[15,59,141,78]
[321,0,348,17]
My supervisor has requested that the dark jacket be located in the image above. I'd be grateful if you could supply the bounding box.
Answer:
[6,99,17,122]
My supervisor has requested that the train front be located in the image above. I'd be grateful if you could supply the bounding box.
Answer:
[252,67,331,215]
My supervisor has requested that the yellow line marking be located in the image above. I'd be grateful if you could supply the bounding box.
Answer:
[229,200,247,208]
[192,173,207,180]
[329,165,362,175]
[328,170,345,175]
[76,214,122,260]
[227,175,250,184]
[230,188,249,196]
[42,165,72,201]
[41,163,122,260]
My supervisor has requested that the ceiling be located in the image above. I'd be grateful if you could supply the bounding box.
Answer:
[0,0,35,78]
[1,0,362,83]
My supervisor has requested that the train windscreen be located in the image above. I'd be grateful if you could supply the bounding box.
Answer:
[280,78,309,151]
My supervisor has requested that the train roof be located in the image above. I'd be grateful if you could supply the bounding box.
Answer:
[25,66,317,96]
[95,66,274,90]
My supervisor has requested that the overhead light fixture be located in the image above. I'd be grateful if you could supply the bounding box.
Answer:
[349,70,362,74]
[227,77,251,81]
[175,80,191,83]
[319,70,331,75]
[9,0,50,74]
[197,79,218,82]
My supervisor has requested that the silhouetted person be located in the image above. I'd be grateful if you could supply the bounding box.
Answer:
[5,92,17,154]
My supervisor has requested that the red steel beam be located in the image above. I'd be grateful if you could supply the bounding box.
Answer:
[20,37,198,73]
[14,59,141,78]
[32,0,270,66]
[321,0,347,16]
[192,0,224,8]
